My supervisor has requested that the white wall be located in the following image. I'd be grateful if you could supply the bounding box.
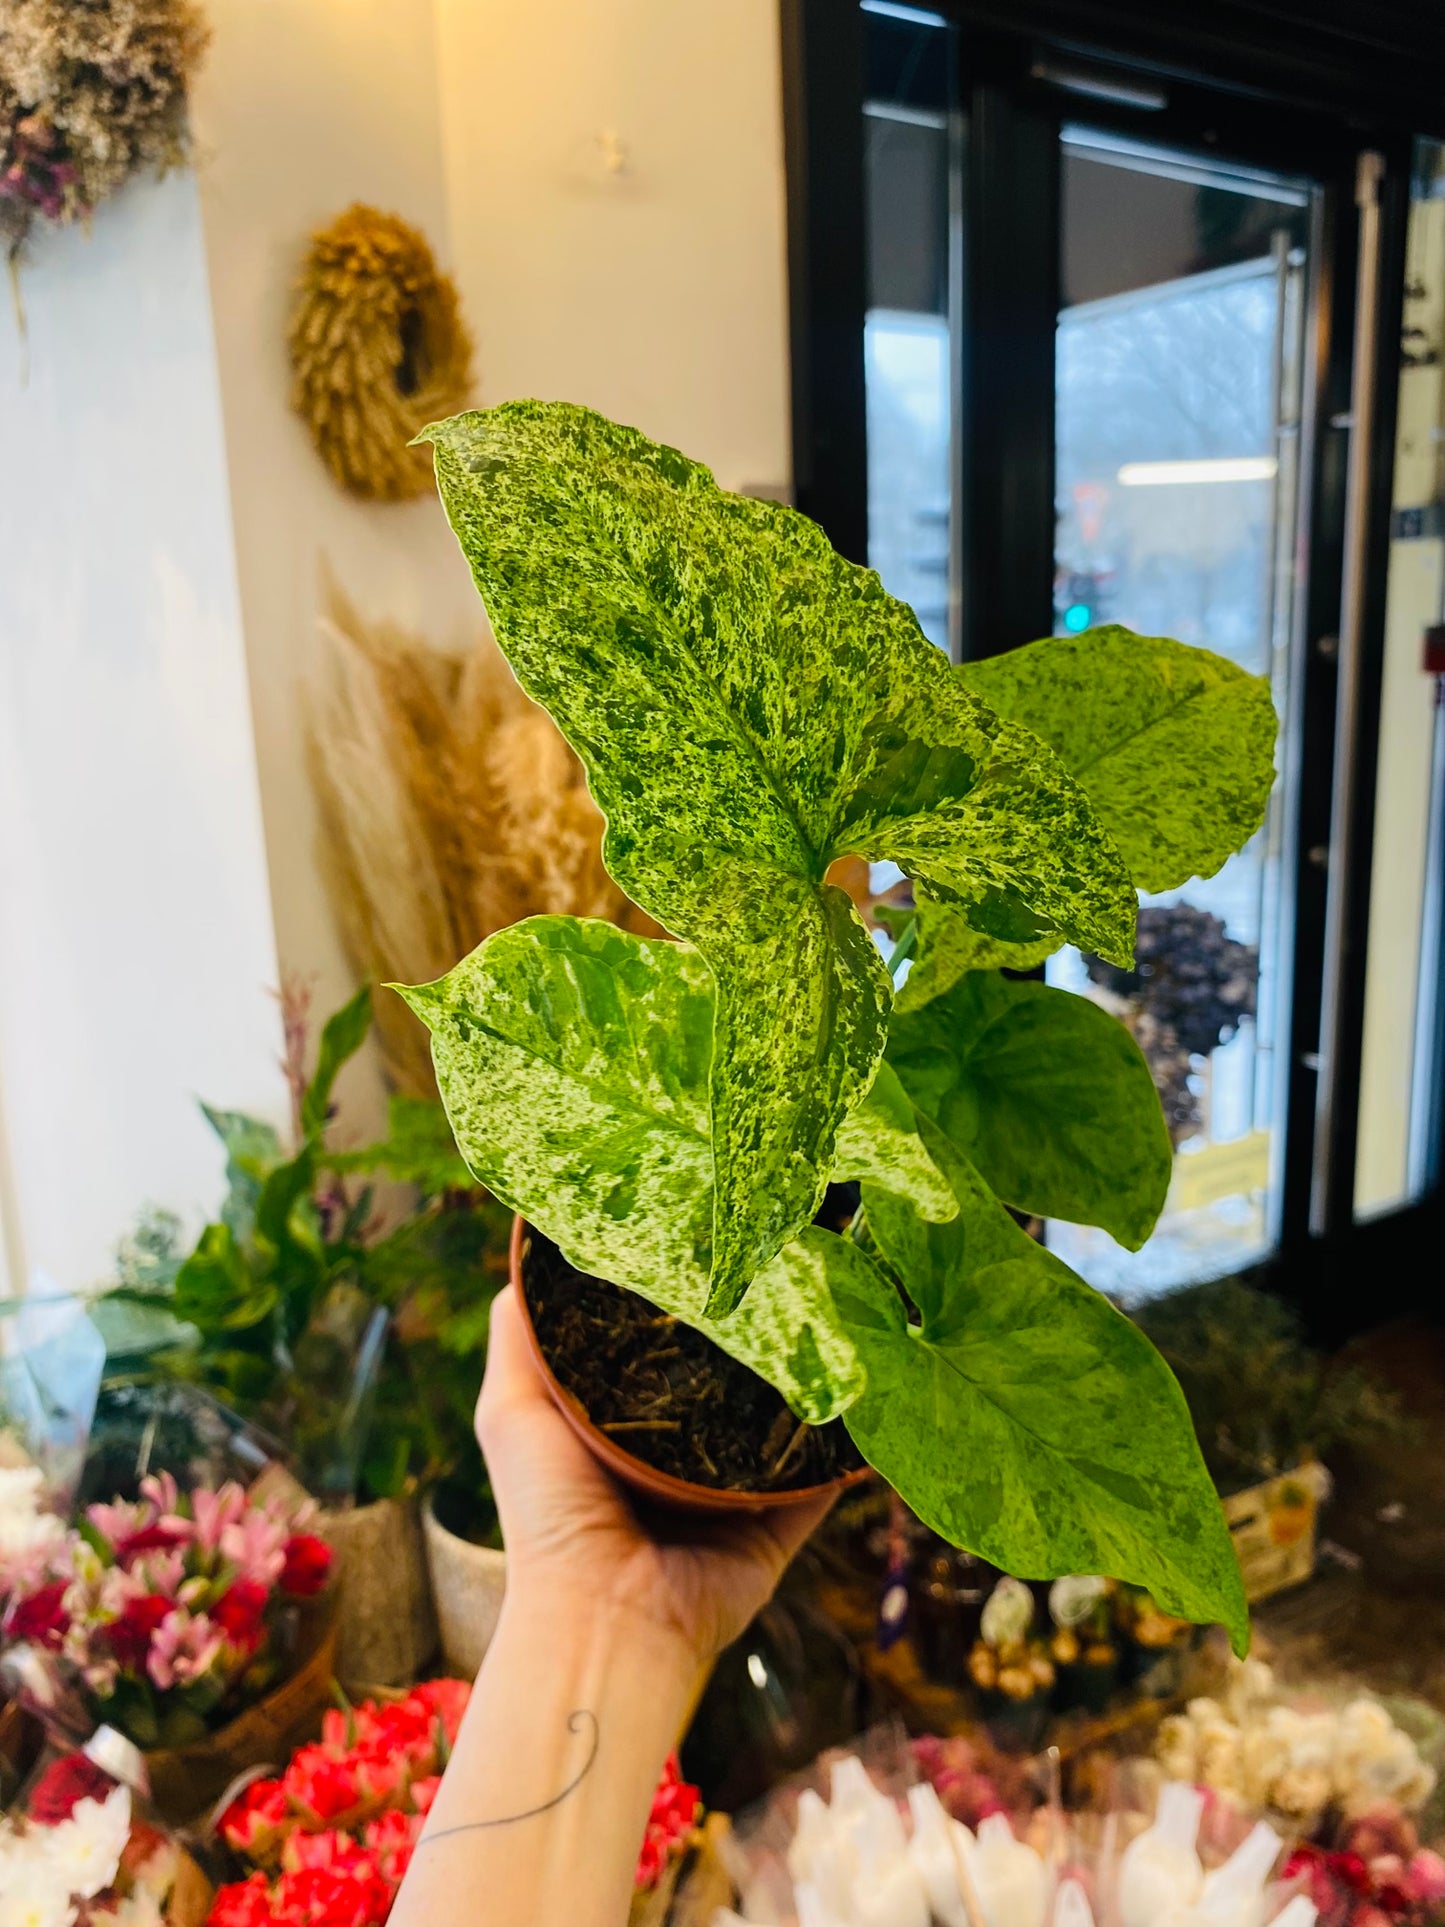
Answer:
[190,0,484,1141]
[0,171,284,1292]
[434,0,792,494]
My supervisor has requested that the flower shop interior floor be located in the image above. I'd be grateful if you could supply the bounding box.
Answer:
[1258,1317,1445,1705]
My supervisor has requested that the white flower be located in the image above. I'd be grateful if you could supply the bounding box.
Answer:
[1049,1575,1107,1628]
[981,1576,1034,1648]
[0,1466,66,1571]
[0,1861,76,1927]
[40,1786,131,1900]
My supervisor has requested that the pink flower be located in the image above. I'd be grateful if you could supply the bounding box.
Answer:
[146,1606,224,1690]
[189,1482,248,1557]
[138,1471,181,1518]
[219,1504,289,1589]
[86,1495,155,1549]
[1407,1848,1445,1907]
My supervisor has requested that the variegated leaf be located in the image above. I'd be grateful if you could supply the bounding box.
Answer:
[959,626,1278,894]
[396,916,949,1421]
[894,895,1063,1015]
[421,403,1136,1312]
[842,1124,1249,1651]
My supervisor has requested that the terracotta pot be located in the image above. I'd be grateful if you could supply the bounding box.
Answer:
[318,1494,437,1690]
[422,1493,507,1680]
[511,1216,871,1515]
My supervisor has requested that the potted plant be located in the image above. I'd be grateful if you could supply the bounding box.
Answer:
[103,994,510,1687]
[399,400,1279,1650]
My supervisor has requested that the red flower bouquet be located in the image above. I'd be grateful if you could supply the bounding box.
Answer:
[0,1473,332,1754]
[209,1687,701,1925]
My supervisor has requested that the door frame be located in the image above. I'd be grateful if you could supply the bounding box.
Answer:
[780,0,1436,1340]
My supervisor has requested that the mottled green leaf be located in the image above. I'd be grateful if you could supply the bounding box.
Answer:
[396,916,909,1421]
[959,626,1278,893]
[421,403,1135,1312]
[894,896,1063,1015]
[887,971,1171,1248]
[842,1129,1248,1650]
[302,985,373,1137]
[832,1059,958,1224]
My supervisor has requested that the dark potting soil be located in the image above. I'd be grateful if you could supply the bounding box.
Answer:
[522,1228,865,1494]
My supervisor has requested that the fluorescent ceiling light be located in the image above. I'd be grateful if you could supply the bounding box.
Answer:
[1117,457,1279,486]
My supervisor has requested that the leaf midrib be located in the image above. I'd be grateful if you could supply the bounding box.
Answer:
[1064,673,1230,782]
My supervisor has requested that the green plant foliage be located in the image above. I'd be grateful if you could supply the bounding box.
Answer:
[399,915,957,1422]
[892,895,1063,1015]
[104,992,508,1512]
[301,985,374,1136]
[420,402,1136,1312]
[959,626,1278,894]
[330,1094,477,1197]
[886,970,1172,1249]
[844,1128,1249,1650]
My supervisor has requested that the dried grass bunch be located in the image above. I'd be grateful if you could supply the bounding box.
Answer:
[289,204,473,503]
[0,0,209,252]
[309,590,658,1094]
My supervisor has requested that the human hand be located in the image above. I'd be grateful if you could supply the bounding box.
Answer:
[476,1286,832,1675]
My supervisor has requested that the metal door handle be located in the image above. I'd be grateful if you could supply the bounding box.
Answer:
[1311,151,1386,1235]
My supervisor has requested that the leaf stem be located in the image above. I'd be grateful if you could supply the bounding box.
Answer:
[887,919,919,981]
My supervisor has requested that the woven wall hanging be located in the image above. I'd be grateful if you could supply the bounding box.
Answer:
[0,0,210,255]
[288,203,474,503]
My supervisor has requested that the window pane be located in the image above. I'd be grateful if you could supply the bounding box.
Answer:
[1048,130,1310,1297]
[1355,138,1445,1218]
[862,6,958,655]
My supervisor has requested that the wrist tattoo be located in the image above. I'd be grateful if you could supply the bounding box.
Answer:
[416,1710,600,1842]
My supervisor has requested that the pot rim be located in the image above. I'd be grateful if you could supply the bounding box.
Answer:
[509,1214,872,1515]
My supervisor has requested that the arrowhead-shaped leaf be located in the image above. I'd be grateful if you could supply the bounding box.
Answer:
[887,970,1171,1248]
[841,1128,1248,1651]
[959,626,1278,894]
[894,896,1063,1015]
[395,916,952,1421]
[421,403,1136,1312]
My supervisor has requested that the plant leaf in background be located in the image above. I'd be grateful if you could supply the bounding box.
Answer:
[421,402,1136,1313]
[398,915,954,1420]
[330,1093,478,1197]
[301,984,373,1136]
[959,627,1278,895]
[845,1127,1249,1651]
[892,896,1063,1015]
[201,1105,284,1242]
[887,970,1172,1250]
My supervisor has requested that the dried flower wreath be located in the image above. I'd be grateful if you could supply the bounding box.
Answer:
[289,204,474,502]
[0,0,209,253]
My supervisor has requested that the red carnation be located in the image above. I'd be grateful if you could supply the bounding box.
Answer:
[279,1532,332,1598]
[6,1579,70,1649]
[26,1751,116,1824]
[104,1592,173,1670]
[213,1578,270,1653]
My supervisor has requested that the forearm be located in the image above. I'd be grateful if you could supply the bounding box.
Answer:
[391,1587,700,1927]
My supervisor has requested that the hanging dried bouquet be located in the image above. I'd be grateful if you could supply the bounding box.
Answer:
[0,0,209,253]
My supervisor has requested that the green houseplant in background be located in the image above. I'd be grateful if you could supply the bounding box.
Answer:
[102,988,508,1682]
[398,400,1279,1652]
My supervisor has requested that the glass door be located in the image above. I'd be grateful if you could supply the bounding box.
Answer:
[1046,130,1313,1296]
